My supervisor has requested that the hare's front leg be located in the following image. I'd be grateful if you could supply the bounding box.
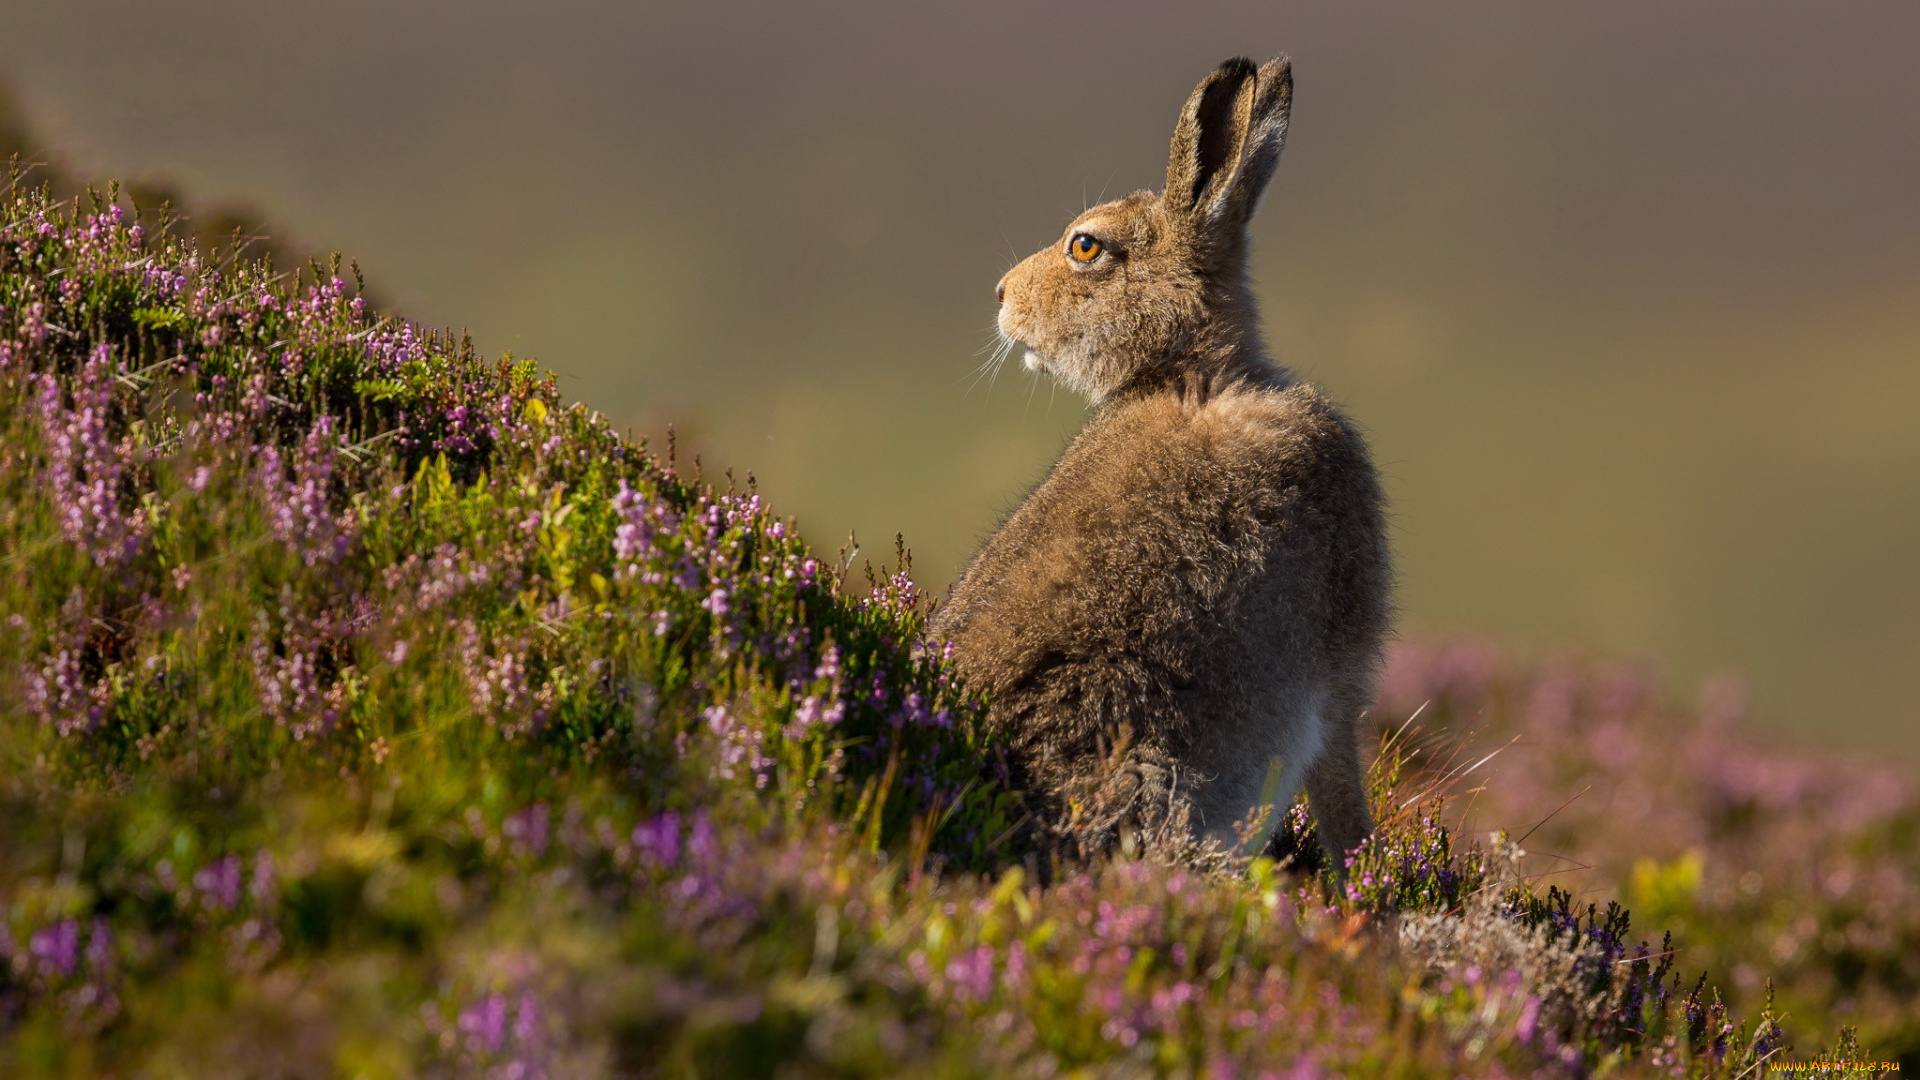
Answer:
[1304,692,1374,873]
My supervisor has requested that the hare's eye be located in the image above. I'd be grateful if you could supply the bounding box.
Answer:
[1068,234,1104,263]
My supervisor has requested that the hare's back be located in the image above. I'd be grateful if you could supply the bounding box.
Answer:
[1174,383,1390,656]
[940,381,1386,677]
[1084,384,1384,630]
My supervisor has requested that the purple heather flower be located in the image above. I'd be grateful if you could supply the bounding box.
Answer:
[504,804,551,859]
[1516,994,1541,1042]
[788,694,846,736]
[702,704,770,785]
[478,654,531,730]
[250,852,278,904]
[634,812,682,868]
[194,855,245,912]
[26,643,106,736]
[29,918,80,978]
[687,811,718,870]
[944,945,996,1003]
[513,990,541,1047]
[85,917,112,973]
[458,993,509,1053]
[34,344,148,566]
[249,615,326,737]
[256,415,357,565]
[1003,940,1027,990]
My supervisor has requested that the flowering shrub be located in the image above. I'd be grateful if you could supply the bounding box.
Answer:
[1381,639,1919,1069]
[0,183,1902,1076]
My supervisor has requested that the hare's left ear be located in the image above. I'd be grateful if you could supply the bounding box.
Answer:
[1163,56,1292,237]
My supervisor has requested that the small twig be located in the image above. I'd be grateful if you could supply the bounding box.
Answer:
[5,158,47,196]
[342,317,392,343]
[1614,948,1678,967]
[215,230,271,275]
[986,809,1035,852]
[338,428,402,464]
[1395,734,1519,814]
[1379,700,1428,755]
[1731,1045,1786,1080]
[1515,785,1591,848]
[113,355,187,390]
[215,270,295,308]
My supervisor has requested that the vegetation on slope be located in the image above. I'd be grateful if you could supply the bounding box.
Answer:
[1382,642,1919,1067]
[0,181,1901,1078]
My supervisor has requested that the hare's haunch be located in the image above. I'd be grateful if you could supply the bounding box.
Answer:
[929,57,1392,867]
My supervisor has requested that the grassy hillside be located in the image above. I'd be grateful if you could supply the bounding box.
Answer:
[0,182,1908,1078]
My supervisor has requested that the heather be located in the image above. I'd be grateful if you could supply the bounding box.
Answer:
[0,184,1904,1078]
[1381,642,1920,1067]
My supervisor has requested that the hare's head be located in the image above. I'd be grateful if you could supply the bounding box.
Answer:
[996,56,1293,404]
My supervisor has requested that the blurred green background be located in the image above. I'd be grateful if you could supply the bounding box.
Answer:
[3,1,1914,759]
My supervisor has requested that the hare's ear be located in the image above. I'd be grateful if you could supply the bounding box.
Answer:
[1163,56,1292,237]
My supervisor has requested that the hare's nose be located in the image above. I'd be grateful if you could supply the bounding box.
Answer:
[995,279,1007,304]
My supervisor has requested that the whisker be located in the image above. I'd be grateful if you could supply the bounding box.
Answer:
[961,350,995,395]
[962,334,1017,398]
[986,338,1014,395]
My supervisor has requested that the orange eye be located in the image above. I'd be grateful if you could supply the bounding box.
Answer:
[1068,233,1104,262]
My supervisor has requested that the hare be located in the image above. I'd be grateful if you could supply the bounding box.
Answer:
[928,56,1391,868]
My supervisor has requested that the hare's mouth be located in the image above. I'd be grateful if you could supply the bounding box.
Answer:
[1022,348,1050,374]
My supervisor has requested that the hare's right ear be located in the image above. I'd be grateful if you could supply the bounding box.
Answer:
[1163,56,1293,240]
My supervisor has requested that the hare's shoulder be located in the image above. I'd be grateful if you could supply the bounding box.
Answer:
[1207,381,1361,457]
[937,381,1372,610]
[1091,380,1370,484]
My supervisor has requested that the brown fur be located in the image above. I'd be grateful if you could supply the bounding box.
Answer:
[929,57,1392,867]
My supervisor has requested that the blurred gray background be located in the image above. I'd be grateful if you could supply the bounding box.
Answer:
[4,1,1915,758]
